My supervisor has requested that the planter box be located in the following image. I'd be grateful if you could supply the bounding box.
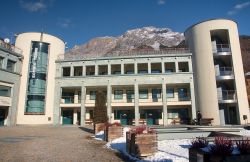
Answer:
[189,148,210,162]
[94,123,106,134]
[126,131,157,157]
[104,126,123,142]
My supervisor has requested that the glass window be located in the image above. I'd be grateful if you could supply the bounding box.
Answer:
[0,56,3,68]
[126,90,134,99]
[178,88,188,100]
[6,60,15,72]
[90,91,96,100]
[167,88,174,98]
[178,62,189,72]
[74,66,82,76]
[62,67,70,76]
[139,89,148,99]
[114,90,123,99]
[152,89,161,99]
[0,85,11,97]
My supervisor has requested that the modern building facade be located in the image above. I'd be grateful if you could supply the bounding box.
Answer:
[0,39,23,126]
[185,19,249,125]
[54,51,196,126]
[15,32,65,125]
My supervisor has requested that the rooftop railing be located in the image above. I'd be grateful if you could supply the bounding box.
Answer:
[0,39,23,54]
[57,48,190,61]
[217,90,237,100]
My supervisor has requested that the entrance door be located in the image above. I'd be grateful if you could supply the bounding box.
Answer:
[228,106,238,125]
[0,109,5,126]
[62,110,73,125]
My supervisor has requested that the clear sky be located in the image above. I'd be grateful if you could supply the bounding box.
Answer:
[1,0,250,49]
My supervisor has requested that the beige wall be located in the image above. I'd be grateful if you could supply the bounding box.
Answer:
[15,32,65,124]
[185,19,249,125]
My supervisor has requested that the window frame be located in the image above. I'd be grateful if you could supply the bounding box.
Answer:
[114,90,123,100]
[139,89,148,99]
[166,88,174,98]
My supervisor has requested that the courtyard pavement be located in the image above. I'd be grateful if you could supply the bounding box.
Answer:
[0,125,125,162]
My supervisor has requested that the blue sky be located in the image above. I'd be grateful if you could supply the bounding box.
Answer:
[1,0,250,49]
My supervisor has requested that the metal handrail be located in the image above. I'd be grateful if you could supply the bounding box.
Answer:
[0,39,23,54]
[61,96,75,103]
[217,90,237,100]
[215,44,231,52]
[219,67,233,76]
[57,48,190,61]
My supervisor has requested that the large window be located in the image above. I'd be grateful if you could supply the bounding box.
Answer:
[114,90,123,100]
[0,85,11,97]
[6,60,16,72]
[90,91,96,100]
[126,90,134,99]
[167,88,174,98]
[152,89,161,99]
[139,89,148,99]
[178,88,189,101]
[74,66,82,76]
[62,67,70,76]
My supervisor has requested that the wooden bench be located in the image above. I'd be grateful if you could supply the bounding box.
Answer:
[200,118,214,125]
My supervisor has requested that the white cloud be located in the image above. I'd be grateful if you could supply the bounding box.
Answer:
[57,18,73,29]
[227,1,250,15]
[19,0,54,12]
[157,0,166,5]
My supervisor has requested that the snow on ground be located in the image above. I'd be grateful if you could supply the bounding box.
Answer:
[94,130,104,140]
[240,128,250,137]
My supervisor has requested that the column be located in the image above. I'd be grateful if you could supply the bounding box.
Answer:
[148,62,151,74]
[162,79,168,125]
[70,66,74,76]
[161,61,165,74]
[74,90,78,104]
[80,85,86,126]
[73,108,78,125]
[95,64,98,76]
[190,80,196,120]
[134,61,138,74]
[121,62,124,75]
[134,81,139,125]
[82,65,86,76]
[107,83,112,123]
[108,62,111,75]
[175,61,179,73]
[53,84,61,125]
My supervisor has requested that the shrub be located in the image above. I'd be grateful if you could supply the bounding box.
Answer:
[209,137,233,156]
[191,137,209,149]
[236,138,250,154]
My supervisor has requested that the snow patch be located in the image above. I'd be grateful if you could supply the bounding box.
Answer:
[240,128,250,136]
[94,131,104,140]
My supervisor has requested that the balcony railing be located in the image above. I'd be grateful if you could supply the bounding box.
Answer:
[219,67,233,76]
[61,96,74,104]
[0,39,23,54]
[213,44,231,53]
[217,90,237,100]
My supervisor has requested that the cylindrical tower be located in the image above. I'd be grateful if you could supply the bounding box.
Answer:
[15,32,65,124]
[185,19,249,125]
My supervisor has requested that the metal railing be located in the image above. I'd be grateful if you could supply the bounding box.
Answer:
[57,48,190,61]
[0,39,23,54]
[61,96,75,104]
[214,44,231,53]
[217,90,237,100]
[219,67,233,76]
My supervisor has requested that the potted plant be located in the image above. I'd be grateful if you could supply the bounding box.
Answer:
[104,122,123,142]
[189,137,209,162]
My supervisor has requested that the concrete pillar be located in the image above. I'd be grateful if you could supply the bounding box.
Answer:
[121,62,124,75]
[134,81,139,125]
[161,60,165,74]
[162,79,168,125]
[107,83,112,123]
[190,80,197,120]
[175,61,179,73]
[74,90,78,104]
[70,66,74,76]
[95,64,98,76]
[80,85,86,126]
[134,61,138,74]
[82,65,86,76]
[108,62,111,75]
[73,108,78,125]
[53,84,61,125]
[148,62,151,74]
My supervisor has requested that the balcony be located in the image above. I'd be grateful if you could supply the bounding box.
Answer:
[0,39,23,54]
[215,67,234,80]
[212,44,231,56]
[217,90,237,103]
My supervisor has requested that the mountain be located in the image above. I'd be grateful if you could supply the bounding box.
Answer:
[66,26,185,58]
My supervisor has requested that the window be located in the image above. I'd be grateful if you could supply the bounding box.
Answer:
[111,64,121,75]
[138,70,148,74]
[167,88,174,98]
[114,90,123,99]
[178,88,189,101]
[6,60,15,72]
[152,89,161,99]
[62,67,70,77]
[178,62,189,72]
[0,85,11,97]
[86,66,95,76]
[139,89,148,99]
[90,91,96,100]
[165,62,176,73]
[74,66,82,76]
[126,90,134,99]
[0,56,3,68]
[151,70,161,73]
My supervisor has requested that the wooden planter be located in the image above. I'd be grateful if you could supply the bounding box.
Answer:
[104,126,123,142]
[94,123,106,134]
[126,131,157,157]
[189,148,250,162]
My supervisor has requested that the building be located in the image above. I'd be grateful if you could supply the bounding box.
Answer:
[15,32,65,125]
[54,51,195,126]
[0,38,23,126]
[185,19,249,125]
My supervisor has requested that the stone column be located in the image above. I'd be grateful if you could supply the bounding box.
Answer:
[108,62,111,75]
[162,79,168,125]
[134,61,138,74]
[82,65,86,76]
[134,81,139,125]
[53,83,61,125]
[190,79,197,120]
[107,83,112,123]
[74,90,78,104]
[95,64,98,76]
[121,62,124,75]
[73,108,78,125]
[161,60,165,74]
[148,62,151,74]
[70,65,74,76]
[175,61,179,73]
[80,85,86,126]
